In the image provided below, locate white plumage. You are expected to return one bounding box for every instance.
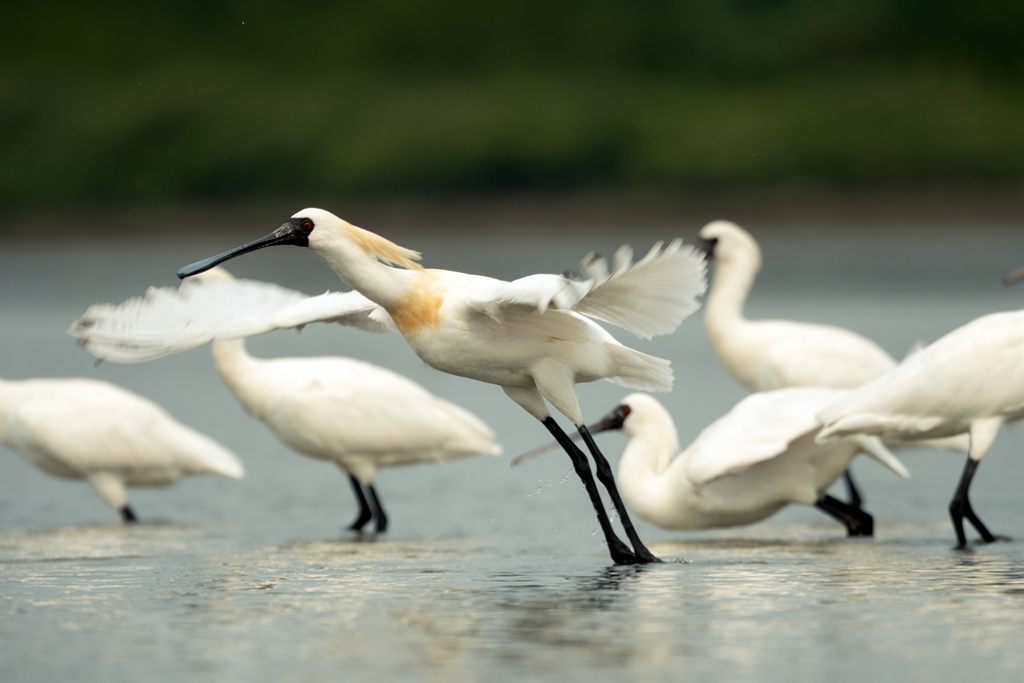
[0,377,243,522]
[516,390,908,535]
[73,268,501,533]
[162,208,707,564]
[699,220,897,392]
[697,220,967,509]
[817,309,1024,548]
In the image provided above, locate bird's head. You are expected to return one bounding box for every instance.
[696,220,762,272]
[177,208,421,279]
[589,393,668,438]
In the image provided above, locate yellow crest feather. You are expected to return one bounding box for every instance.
[345,224,423,270]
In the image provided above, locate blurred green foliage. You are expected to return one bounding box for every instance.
[1,1,1020,206]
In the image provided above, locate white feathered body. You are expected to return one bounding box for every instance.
[700,221,896,392]
[0,377,243,510]
[384,269,670,393]
[210,338,501,484]
[709,318,896,391]
[614,390,908,530]
[817,310,1024,450]
[297,211,706,424]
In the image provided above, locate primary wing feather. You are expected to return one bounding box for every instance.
[466,239,707,339]
[70,278,394,363]
[574,240,707,339]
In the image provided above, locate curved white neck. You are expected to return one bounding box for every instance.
[308,229,410,309]
[616,418,681,526]
[704,256,757,337]
[210,338,264,417]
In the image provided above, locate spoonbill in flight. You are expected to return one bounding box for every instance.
[513,390,909,536]
[696,220,967,509]
[0,376,244,522]
[817,309,1024,548]
[170,208,707,564]
[72,268,502,534]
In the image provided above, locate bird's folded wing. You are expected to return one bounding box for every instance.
[466,239,707,339]
[684,389,837,486]
[471,272,595,320]
[69,278,394,363]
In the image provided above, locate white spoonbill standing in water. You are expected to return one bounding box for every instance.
[695,220,967,511]
[817,309,1024,548]
[543,390,909,535]
[173,208,707,564]
[72,268,502,534]
[697,220,893,511]
[0,377,244,522]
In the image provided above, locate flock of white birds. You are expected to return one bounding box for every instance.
[3,210,1020,564]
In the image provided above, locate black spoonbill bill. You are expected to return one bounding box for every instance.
[515,389,909,536]
[817,310,1024,548]
[72,268,501,534]
[0,377,243,522]
[171,208,707,564]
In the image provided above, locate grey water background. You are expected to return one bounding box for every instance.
[2,222,1024,681]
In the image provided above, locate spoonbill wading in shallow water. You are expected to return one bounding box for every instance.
[696,220,967,508]
[514,390,909,536]
[72,268,502,534]
[172,208,707,564]
[817,310,1024,549]
[0,377,243,522]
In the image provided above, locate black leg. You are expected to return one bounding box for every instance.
[815,494,874,537]
[367,484,388,534]
[577,425,663,564]
[843,469,863,509]
[120,505,137,524]
[948,457,997,549]
[542,417,637,565]
[346,474,373,532]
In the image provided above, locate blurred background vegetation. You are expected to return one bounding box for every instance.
[0,0,1020,223]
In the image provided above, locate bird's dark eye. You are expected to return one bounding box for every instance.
[300,218,314,232]
[619,405,631,418]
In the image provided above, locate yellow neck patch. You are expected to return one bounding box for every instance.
[386,272,445,334]
[344,223,423,270]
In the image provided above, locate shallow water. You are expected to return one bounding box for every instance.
[2,225,1024,681]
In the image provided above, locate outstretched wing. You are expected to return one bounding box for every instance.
[70,276,394,363]
[683,389,831,486]
[686,388,910,485]
[574,240,707,339]
[468,239,707,339]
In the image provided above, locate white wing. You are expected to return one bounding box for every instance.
[8,379,244,479]
[575,240,707,339]
[468,239,707,339]
[474,273,594,317]
[817,310,1024,441]
[683,388,838,486]
[70,277,394,363]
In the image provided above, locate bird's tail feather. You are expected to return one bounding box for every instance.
[850,435,911,479]
[606,345,674,392]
